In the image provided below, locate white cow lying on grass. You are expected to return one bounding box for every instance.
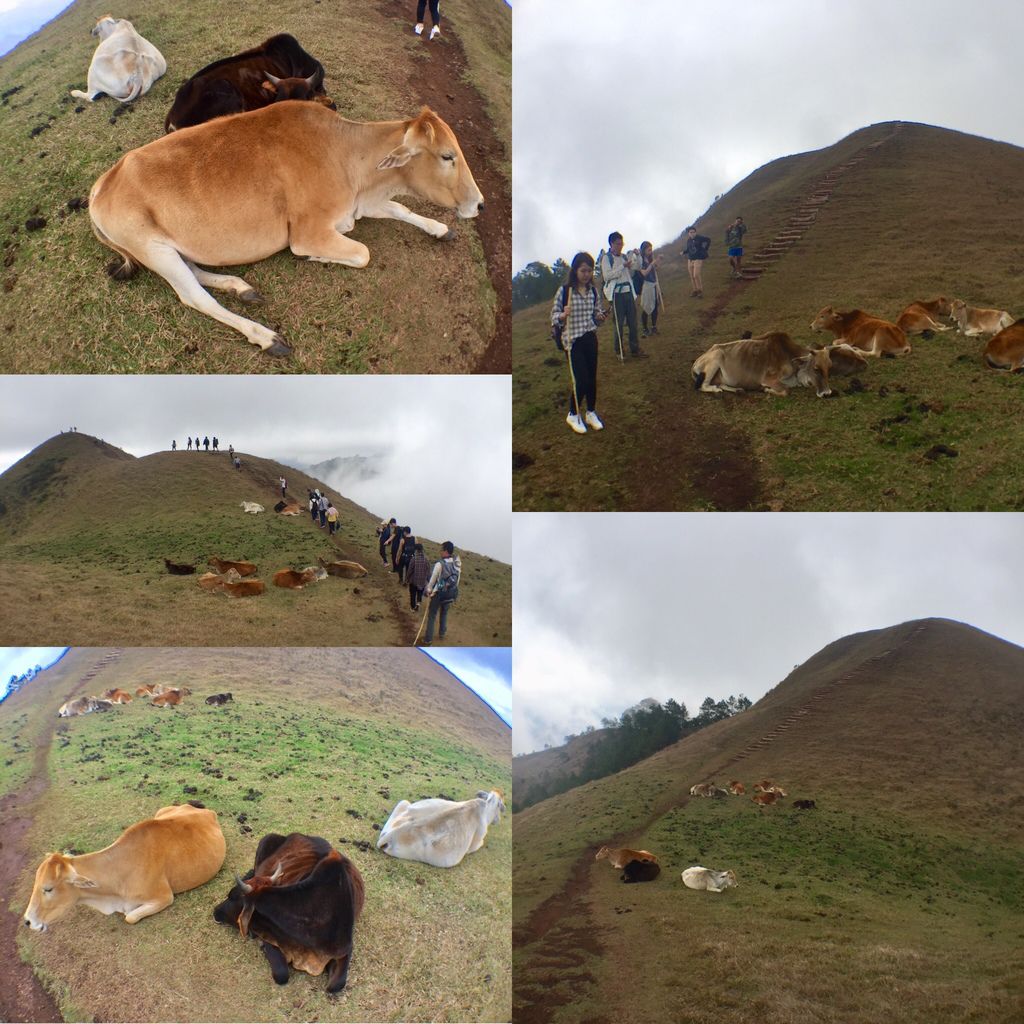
[239,501,264,514]
[71,17,166,104]
[377,790,505,868]
[681,866,738,892]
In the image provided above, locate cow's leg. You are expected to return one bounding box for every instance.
[124,890,173,923]
[289,225,370,268]
[358,199,450,239]
[261,942,290,985]
[185,262,264,304]
[140,242,292,356]
[326,952,352,993]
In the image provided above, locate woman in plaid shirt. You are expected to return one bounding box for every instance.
[551,252,610,434]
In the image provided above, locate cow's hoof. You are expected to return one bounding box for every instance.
[240,289,265,305]
[265,336,292,358]
[440,228,457,242]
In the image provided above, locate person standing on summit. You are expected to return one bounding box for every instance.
[726,216,747,278]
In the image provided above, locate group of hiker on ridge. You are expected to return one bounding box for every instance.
[172,437,241,468]
[552,217,748,435]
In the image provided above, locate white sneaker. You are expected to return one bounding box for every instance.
[414,22,424,34]
[584,410,604,431]
[566,412,587,434]
[429,25,441,39]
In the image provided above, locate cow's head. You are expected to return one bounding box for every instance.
[24,854,97,931]
[810,306,839,333]
[477,789,506,823]
[716,870,739,889]
[932,296,953,317]
[261,73,330,105]
[377,107,484,219]
[951,298,967,317]
[790,349,832,397]
[92,16,127,38]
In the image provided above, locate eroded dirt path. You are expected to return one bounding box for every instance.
[378,0,511,373]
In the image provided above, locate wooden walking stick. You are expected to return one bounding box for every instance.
[413,601,431,646]
[560,286,585,420]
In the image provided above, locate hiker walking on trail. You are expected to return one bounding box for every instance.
[233,455,241,470]
[726,216,747,278]
[186,437,192,450]
[407,543,430,611]
[391,524,407,572]
[318,492,328,528]
[414,0,441,40]
[203,436,210,451]
[552,251,610,435]
[326,501,339,536]
[378,518,396,567]
[396,526,416,583]
[280,476,287,498]
[637,241,661,336]
[421,542,461,646]
[683,226,711,298]
[212,437,218,452]
[309,490,319,524]
[599,232,645,359]
[171,440,176,451]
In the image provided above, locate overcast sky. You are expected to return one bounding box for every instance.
[513,512,1024,754]
[0,376,511,561]
[0,0,69,56]
[0,647,512,726]
[513,0,1024,272]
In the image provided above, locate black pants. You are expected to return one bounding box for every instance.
[613,291,638,354]
[416,0,440,25]
[566,331,598,416]
[409,584,424,609]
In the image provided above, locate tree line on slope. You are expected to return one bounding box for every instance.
[513,695,751,811]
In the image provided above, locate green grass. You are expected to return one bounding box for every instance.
[0,0,508,373]
[8,649,511,1023]
[513,122,1024,510]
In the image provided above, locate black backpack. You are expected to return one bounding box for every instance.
[696,236,711,259]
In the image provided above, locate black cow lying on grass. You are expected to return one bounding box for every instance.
[164,558,196,574]
[621,859,661,883]
[205,692,233,706]
[213,832,365,992]
[792,799,817,810]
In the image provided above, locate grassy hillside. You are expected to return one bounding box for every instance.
[0,433,511,646]
[513,619,1024,1024]
[512,727,610,807]
[513,122,1024,510]
[0,0,510,373]
[3,647,511,1023]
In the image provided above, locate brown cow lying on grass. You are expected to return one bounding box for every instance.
[896,297,954,336]
[273,567,327,589]
[198,572,266,597]
[951,299,1014,337]
[595,847,659,870]
[984,320,1024,371]
[692,332,832,397]
[100,688,133,703]
[208,557,257,577]
[318,558,368,579]
[811,307,911,357]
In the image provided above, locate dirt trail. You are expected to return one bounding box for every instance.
[0,649,123,1023]
[378,0,510,373]
[623,124,907,510]
[514,621,932,1022]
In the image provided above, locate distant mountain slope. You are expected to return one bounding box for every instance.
[513,121,1024,511]
[0,433,511,646]
[1,647,511,1023]
[513,619,1024,1024]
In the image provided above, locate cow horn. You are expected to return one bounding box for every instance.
[305,71,317,89]
[264,72,281,86]
[234,872,253,895]
[269,863,283,883]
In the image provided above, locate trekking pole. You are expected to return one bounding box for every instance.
[612,289,625,362]
[561,287,582,420]
[656,277,667,314]
[413,601,431,646]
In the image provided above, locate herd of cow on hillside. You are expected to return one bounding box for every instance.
[69,16,485,357]
[691,296,1023,398]
[592,779,813,890]
[29,687,506,993]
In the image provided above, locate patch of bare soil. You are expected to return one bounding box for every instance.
[627,277,763,511]
[0,718,67,1022]
[377,0,510,373]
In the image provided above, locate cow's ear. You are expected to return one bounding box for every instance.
[68,869,98,889]
[378,143,415,170]
[261,80,277,96]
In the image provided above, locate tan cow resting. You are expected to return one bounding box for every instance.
[692,332,833,397]
[810,307,911,357]
[88,102,484,357]
[273,567,327,589]
[318,558,368,579]
[984,320,1024,372]
[595,847,659,869]
[951,299,1015,337]
[100,688,133,704]
[896,297,954,335]
[23,804,225,930]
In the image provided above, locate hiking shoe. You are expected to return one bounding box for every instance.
[584,410,604,431]
[430,25,441,39]
[632,349,649,359]
[566,412,587,434]
[414,22,424,34]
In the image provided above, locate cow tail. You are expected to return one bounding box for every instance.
[91,221,139,281]
[122,66,143,103]
[692,370,705,390]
